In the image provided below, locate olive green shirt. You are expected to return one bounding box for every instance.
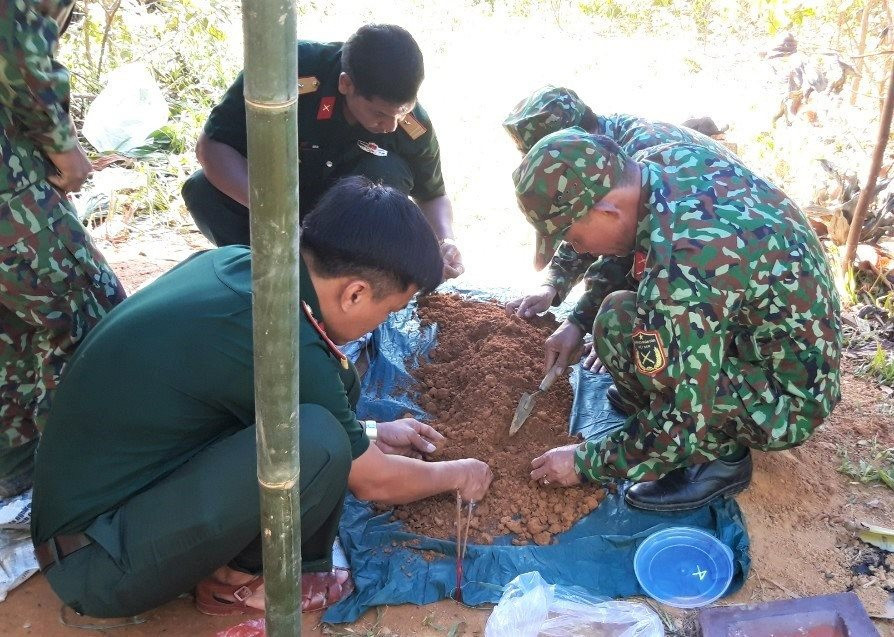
[32,246,367,543]
[203,40,446,212]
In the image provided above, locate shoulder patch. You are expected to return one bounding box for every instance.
[298,76,320,95]
[301,301,349,369]
[399,113,427,140]
[631,329,667,376]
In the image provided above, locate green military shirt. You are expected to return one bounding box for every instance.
[1,0,78,246]
[32,246,368,543]
[574,142,842,480]
[543,115,739,330]
[203,40,446,213]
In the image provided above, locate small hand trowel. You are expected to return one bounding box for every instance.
[509,366,564,436]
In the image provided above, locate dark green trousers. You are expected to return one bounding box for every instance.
[182,152,414,247]
[44,404,350,618]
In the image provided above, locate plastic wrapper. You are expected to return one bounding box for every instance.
[82,63,169,153]
[0,530,38,602]
[0,489,31,530]
[485,572,664,637]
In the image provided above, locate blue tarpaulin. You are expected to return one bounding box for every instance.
[324,288,750,623]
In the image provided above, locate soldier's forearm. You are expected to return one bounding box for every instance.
[417,195,454,241]
[349,445,465,505]
[196,135,250,208]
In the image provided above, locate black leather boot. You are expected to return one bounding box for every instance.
[624,451,752,511]
[606,385,632,415]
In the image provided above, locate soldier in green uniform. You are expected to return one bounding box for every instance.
[514,129,841,511]
[503,86,737,379]
[183,24,464,278]
[0,0,126,498]
[31,177,492,617]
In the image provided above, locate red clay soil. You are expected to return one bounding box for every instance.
[390,294,605,546]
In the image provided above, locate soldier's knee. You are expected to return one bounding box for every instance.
[298,404,352,481]
[594,290,637,339]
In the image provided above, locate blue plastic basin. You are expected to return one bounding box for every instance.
[634,526,735,608]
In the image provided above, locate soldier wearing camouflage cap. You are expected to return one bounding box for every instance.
[504,86,738,383]
[517,129,841,511]
[0,1,126,497]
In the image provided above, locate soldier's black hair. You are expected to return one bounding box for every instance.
[301,177,442,297]
[342,24,424,104]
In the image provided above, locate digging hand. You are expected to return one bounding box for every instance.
[505,285,557,319]
[543,319,585,376]
[581,340,605,373]
[451,458,493,502]
[530,444,584,487]
[440,240,465,279]
[376,418,445,458]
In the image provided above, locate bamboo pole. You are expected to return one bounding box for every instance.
[241,1,301,635]
[842,59,894,275]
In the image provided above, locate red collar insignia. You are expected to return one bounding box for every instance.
[633,251,647,281]
[301,301,349,369]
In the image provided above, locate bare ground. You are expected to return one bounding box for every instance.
[0,227,891,636]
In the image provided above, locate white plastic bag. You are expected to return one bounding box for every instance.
[83,63,169,153]
[485,572,664,637]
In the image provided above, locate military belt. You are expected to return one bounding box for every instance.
[34,533,93,572]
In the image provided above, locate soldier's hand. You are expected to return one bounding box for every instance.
[505,285,556,319]
[376,418,445,458]
[440,239,465,279]
[452,458,493,502]
[544,319,585,376]
[530,444,582,487]
[46,142,92,194]
[581,340,605,373]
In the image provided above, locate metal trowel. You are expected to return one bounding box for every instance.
[509,366,564,436]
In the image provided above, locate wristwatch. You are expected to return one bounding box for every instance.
[364,420,378,441]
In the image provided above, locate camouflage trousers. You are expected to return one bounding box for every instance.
[588,291,814,482]
[1,188,125,460]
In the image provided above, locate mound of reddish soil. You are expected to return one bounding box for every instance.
[391,294,605,546]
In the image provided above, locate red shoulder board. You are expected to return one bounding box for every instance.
[301,301,349,369]
[632,251,647,281]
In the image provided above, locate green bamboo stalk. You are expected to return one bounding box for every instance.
[241,1,301,634]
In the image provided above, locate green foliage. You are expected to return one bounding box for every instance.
[842,264,859,306]
[59,0,241,217]
[578,0,628,20]
[863,344,894,385]
[838,439,894,490]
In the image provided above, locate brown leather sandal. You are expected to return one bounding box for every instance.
[195,569,354,615]
[195,575,265,616]
[301,568,354,613]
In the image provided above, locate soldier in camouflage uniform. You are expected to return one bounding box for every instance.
[516,129,841,510]
[0,0,126,497]
[504,86,737,379]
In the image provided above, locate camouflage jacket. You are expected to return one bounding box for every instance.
[544,114,738,330]
[1,0,77,238]
[575,143,842,480]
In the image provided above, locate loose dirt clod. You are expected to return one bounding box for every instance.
[391,295,605,545]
